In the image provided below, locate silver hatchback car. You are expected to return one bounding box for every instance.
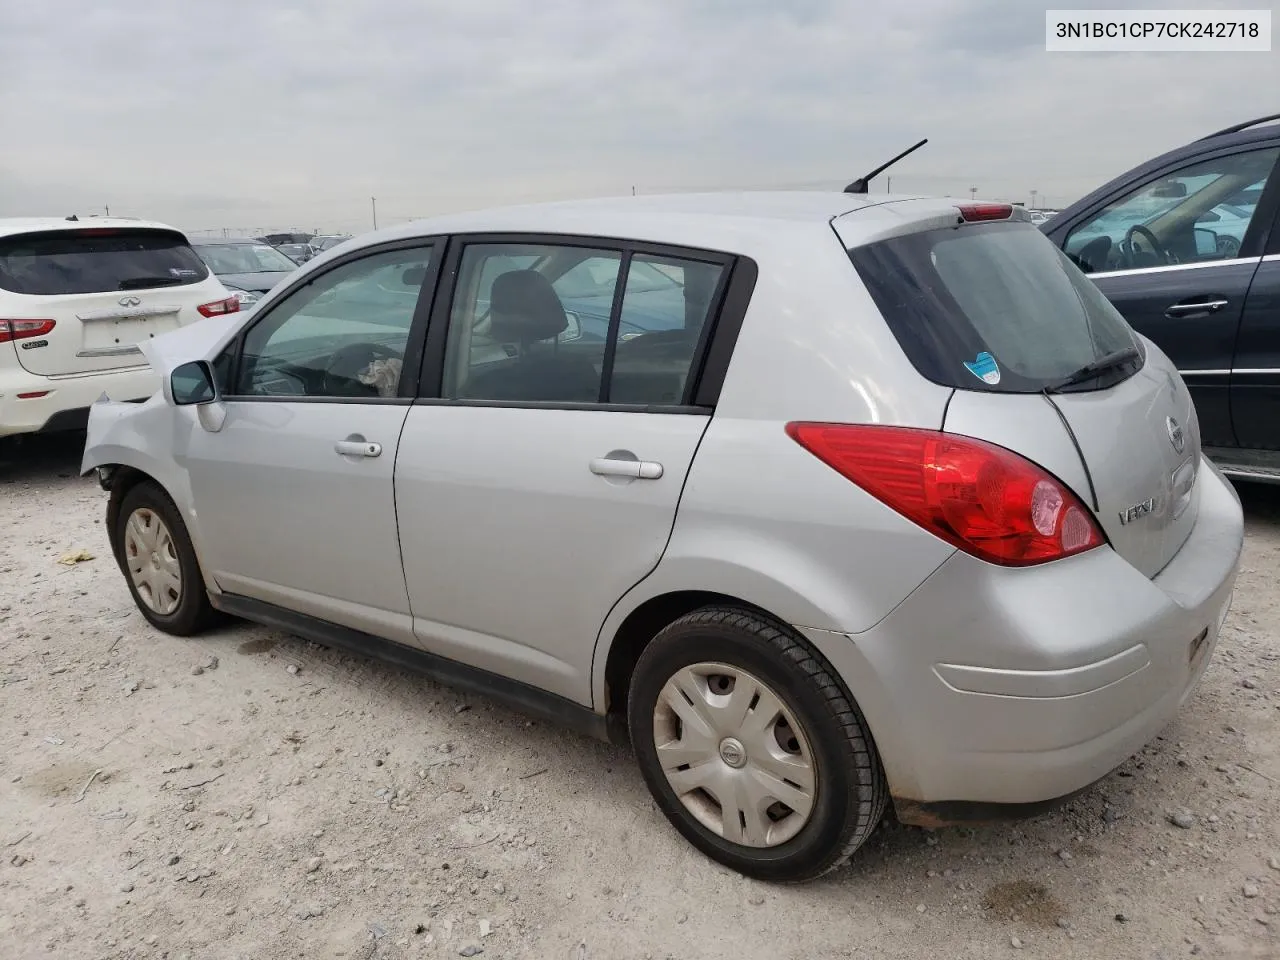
[82,192,1244,881]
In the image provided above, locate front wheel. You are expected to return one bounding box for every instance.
[112,482,217,636]
[627,606,887,882]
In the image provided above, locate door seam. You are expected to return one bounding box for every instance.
[586,413,715,711]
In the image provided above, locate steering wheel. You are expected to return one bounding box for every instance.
[322,342,402,397]
[1121,224,1171,268]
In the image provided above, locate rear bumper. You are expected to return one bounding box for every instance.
[801,458,1243,819]
[0,364,159,438]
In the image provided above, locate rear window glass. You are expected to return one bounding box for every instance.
[0,228,210,296]
[849,221,1139,393]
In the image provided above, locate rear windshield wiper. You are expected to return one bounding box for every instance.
[1044,345,1141,393]
[118,276,185,290]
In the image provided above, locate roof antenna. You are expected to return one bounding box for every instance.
[66,214,79,221]
[844,138,928,194]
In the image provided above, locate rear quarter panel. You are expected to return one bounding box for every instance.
[591,224,957,704]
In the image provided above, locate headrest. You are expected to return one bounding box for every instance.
[489,269,567,342]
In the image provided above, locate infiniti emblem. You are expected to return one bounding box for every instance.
[118,296,142,307]
[1166,416,1185,454]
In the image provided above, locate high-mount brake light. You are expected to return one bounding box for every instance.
[785,422,1106,566]
[956,202,1014,223]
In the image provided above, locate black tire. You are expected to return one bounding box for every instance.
[112,481,217,636]
[627,605,887,882]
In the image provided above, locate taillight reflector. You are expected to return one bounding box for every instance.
[786,422,1105,566]
[17,391,50,399]
[956,202,1014,222]
[0,319,56,343]
[197,296,241,318]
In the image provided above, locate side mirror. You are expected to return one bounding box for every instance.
[401,266,427,286]
[171,360,218,406]
[559,310,583,343]
[1193,227,1220,258]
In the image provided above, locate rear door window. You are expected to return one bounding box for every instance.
[850,221,1138,393]
[0,228,210,295]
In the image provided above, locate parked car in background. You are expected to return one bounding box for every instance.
[1043,113,1280,481]
[256,232,313,247]
[82,191,1242,881]
[276,242,314,264]
[0,218,237,439]
[191,238,302,308]
[309,234,353,256]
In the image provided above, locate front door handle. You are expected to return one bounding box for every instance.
[1165,297,1229,318]
[335,438,382,458]
[589,457,663,480]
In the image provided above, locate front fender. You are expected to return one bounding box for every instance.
[81,393,221,596]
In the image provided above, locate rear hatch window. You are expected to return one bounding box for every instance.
[0,228,209,296]
[849,221,1140,393]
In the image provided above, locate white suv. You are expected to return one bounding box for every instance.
[0,218,239,439]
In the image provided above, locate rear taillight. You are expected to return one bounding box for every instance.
[197,296,241,318]
[956,202,1014,222]
[786,423,1105,566]
[0,319,56,343]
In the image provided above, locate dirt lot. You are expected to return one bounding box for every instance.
[1,434,1278,960]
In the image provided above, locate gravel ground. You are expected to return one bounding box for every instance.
[1,432,1278,960]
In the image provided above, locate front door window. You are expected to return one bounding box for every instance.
[1064,148,1279,273]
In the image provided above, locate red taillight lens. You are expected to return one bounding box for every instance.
[196,296,241,318]
[786,422,1105,566]
[0,319,56,343]
[956,202,1014,222]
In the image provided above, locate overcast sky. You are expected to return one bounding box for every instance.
[1,0,1275,235]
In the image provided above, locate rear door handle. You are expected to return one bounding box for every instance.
[589,457,664,480]
[1165,298,1229,318]
[335,439,382,458]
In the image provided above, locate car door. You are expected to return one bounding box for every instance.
[394,236,737,704]
[1230,186,1280,451]
[182,241,441,643]
[1054,145,1280,449]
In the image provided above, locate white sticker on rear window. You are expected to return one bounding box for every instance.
[964,351,1001,385]
[169,267,199,277]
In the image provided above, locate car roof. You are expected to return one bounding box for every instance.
[191,237,274,246]
[349,191,968,255]
[0,217,185,240]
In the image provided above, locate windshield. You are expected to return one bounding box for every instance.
[850,221,1138,393]
[0,228,209,295]
[194,242,298,275]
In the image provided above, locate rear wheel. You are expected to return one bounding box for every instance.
[627,606,887,882]
[113,482,217,636]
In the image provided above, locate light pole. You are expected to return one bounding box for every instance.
[969,186,978,201]
[371,197,378,230]
[1030,189,1038,209]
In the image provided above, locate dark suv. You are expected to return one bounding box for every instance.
[1043,113,1280,482]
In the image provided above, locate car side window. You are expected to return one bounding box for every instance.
[443,243,621,404]
[234,246,433,399]
[1063,147,1280,274]
[608,255,726,404]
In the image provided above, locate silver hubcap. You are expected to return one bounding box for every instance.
[652,662,816,848]
[124,508,182,616]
